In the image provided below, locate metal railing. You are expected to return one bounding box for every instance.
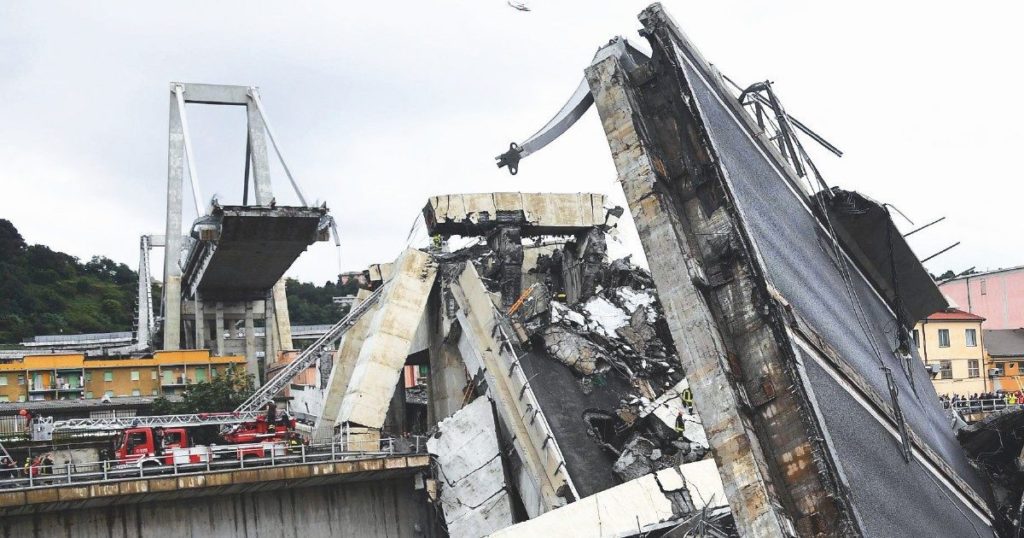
[942,398,1024,413]
[0,435,428,492]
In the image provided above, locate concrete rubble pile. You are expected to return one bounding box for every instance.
[423,197,729,535]
[957,408,1024,535]
[289,5,1002,536]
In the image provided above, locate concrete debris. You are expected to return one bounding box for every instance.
[958,407,1024,535]
[613,434,657,482]
[435,203,711,509]
[426,397,514,537]
[490,459,730,538]
[540,325,609,376]
[423,192,611,237]
[582,296,628,338]
[405,384,428,406]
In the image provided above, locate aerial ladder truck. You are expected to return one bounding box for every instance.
[22,287,384,469]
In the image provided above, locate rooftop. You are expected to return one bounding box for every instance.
[939,265,1024,284]
[925,308,986,322]
[984,329,1024,358]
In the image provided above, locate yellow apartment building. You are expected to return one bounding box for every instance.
[914,308,988,396]
[0,350,246,403]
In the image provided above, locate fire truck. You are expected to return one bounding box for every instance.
[112,413,299,467]
[20,287,382,471]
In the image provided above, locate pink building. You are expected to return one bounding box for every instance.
[939,265,1024,330]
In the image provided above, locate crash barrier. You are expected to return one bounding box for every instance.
[0,435,427,491]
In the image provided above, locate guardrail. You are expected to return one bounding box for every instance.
[942,398,1024,413]
[0,435,428,491]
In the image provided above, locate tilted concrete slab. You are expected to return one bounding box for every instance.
[449,263,574,517]
[181,205,327,301]
[339,248,437,428]
[424,192,610,237]
[426,397,514,537]
[491,459,727,538]
[583,4,994,536]
[313,288,380,440]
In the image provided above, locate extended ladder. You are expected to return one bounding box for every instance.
[233,286,384,415]
[30,412,263,441]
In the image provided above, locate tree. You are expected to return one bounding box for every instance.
[0,219,26,259]
[0,220,140,343]
[150,367,255,415]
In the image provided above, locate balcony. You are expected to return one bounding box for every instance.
[28,384,84,394]
[161,376,191,387]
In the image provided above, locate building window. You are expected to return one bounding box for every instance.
[940,360,953,380]
[211,367,218,378]
[85,372,92,383]
[912,329,920,348]
[965,329,977,347]
[104,390,114,398]
[104,371,113,382]
[0,396,8,403]
[151,370,158,380]
[131,389,141,396]
[981,280,987,295]
[938,329,950,348]
[18,395,26,402]
[195,367,207,382]
[130,370,140,381]
[86,392,94,399]
[17,374,24,385]
[0,375,7,386]
[968,360,980,378]
[152,389,159,396]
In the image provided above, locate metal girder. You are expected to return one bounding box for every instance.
[495,38,645,175]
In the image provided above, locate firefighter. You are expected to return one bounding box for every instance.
[0,457,15,480]
[265,401,277,424]
[288,433,302,454]
[674,410,686,434]
[154,428,165,456]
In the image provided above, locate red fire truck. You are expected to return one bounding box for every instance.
[112,414,299,467]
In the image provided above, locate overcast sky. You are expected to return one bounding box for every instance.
[2,1,1022,285]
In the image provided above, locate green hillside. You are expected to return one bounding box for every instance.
[0,219,360,344]
[0,219,138,344]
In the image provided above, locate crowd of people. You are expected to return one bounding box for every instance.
[939,391,1024,411]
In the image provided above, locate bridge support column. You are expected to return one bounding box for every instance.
[245,302,257,380]
[215,302,225,357]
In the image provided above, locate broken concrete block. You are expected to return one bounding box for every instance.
[539,325,610,376]
[424,192,612,237]
[613,434,657,482]
[490,460,728,537]
[427,397,514,538]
